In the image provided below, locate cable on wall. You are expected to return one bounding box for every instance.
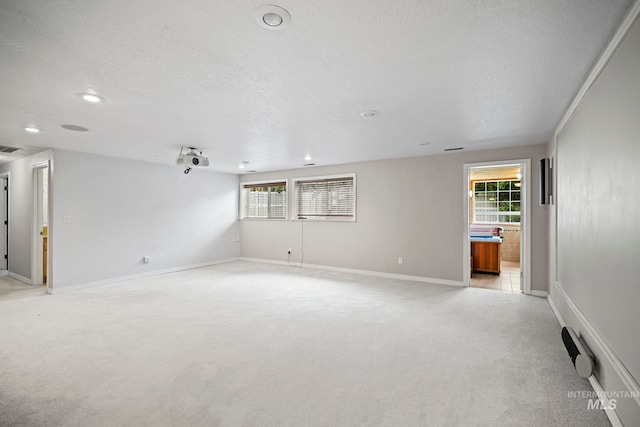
[299,216,306,267]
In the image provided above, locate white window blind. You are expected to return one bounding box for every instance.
[241,181,287,219]
[295,175,355,220]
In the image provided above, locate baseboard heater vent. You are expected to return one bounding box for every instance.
[562,327,594,378]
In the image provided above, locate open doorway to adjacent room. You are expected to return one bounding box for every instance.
[463,160,531,294]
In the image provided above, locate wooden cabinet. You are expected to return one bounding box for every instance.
[471,240,501,274]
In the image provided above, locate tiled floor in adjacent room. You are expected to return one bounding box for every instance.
[471,260,521,293]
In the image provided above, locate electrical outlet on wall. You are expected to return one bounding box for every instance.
[398,257,403,265]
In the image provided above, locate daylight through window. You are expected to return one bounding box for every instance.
[473,180,520,223]
[240,181,287,219]
[295,175,355,220]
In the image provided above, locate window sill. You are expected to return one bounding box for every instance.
[240,217,288,221]
[293,218,356,223]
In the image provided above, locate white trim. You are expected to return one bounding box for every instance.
[239,178,289,220]
[523,160,532,294]
[239,257,465,287]
[589,375,624,427]
[47,152,54,292]
[546,292,565,326]
[31,163,49,287]
[0,171,8,272]
[9,271,32,285]
[530,290,547,298]
[292,173,357,222]
[555,2,640,137]
[549,9,640,424]
[547,291,623,427]
[548,281,640,408]
[48,258,239,294]
[462,159,531,295]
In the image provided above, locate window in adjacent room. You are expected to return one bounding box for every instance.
[294,174,356,221]
[473,180,520,223]
[240,180,287,219]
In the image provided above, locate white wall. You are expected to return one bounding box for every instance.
[51,150,240,289]
[549,11,640,426]
[240,144,548,291]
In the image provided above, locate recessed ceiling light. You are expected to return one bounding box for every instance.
[304,154,312,161]
[78,92,105,103]
[360,110,379,118]
[255,5,291,30]
[60,124,89,132]
[239,164,246,169]
[263,13,283,26]
[24,126,40,133]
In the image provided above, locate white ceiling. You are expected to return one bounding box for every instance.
[0,0,633,173]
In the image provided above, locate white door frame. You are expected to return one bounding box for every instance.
[31,162,49,288]
[0,172,9,275]
[462,159,532,295]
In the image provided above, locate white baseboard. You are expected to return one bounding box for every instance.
[588,372,623,427]
[49,258,239,294]
[530,290,548,297]
[546,291,565,326]
[9,271,32,285]
[238,257,465,287]
[548,281,640,425]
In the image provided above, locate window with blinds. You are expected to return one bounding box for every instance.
[294,174,356,220]
[240,180,287,219]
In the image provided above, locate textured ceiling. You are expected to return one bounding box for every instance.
[0,0,634,173]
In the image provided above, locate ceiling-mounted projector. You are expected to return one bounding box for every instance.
[176,147,209,168]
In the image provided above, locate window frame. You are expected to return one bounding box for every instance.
[472,179,521,225]
[239,179,289,220]
[292,173,357,222]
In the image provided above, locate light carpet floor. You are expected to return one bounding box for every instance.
[0,262,609,426]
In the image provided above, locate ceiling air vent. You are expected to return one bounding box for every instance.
[0,145,22,153]
[444,147,464,152]
[303,163,316,167]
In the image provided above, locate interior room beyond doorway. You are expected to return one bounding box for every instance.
[469,165,522,294]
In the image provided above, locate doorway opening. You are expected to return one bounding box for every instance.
[463,160,531,294]
[32,165,48,287]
